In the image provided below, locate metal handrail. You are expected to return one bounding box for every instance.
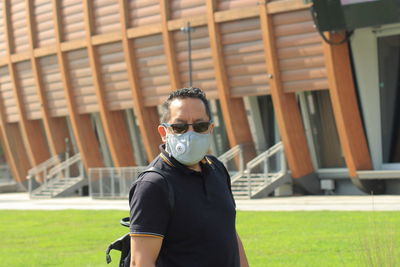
[47,153,81,177]
[245,142,286,197]
[245,142,283,170]
[27,154,60,177]
[217,144,244,176]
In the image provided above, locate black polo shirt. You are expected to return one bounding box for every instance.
[129,145,239,267]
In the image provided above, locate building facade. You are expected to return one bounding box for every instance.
[0,0,398,195]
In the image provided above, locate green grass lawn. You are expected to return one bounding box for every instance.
[0,210,399,266]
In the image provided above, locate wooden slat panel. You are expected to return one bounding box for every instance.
[218,0,258,11]
[273,8,310,25]
[173,26,217,95]
[14,61,42,120]
[272,10,327,92]
[221,18,269,97]
[171,0,206,19]
[60,0,85,41]
[231,85,271,98]
[129,0,161,27]
[65,49,98,114]
[283,79,329,92]
[97,42,133,111]
[281,67,327,82]
[34,0,56,47]
[0,2,7,58]
[133,35,170,106]
[275,20,315,37]
[92,0,121,35]
[10,0,29,53]
[39,55,68,117]
[0,67,19,123]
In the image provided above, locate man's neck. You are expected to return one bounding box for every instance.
[187,163,201,172]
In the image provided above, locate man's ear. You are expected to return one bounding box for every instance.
[209,123,215,134]
[158,125,167,143]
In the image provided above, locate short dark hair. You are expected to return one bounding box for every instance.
[161,87,212,123]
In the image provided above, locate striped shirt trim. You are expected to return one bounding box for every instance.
[129,232,164,238]
[204,156,213,165]
[160,153,175,167]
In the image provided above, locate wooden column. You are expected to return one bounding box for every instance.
[4,1,50,167]
[118,0,161,161]
[160,0,181,90]
[206,0,255,159]
[82,0,135,167]
[322,33,375,190]
[51,0,103,170]
[26,0,69,156]
[0,107,31,184]
[259,4,315,180]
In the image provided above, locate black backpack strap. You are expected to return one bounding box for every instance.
[206,156,235,206]
[106,233,130,264]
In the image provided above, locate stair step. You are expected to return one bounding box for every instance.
[234,197,250,200]
[30,177,87,198]
[232,181,265,185]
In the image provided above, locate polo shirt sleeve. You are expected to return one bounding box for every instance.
[129,173,171,238]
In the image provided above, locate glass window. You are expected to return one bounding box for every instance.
[378,34,400,163]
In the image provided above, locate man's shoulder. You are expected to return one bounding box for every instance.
[206,155,226,170]
[138,164,168,185]
[129,162,169,201]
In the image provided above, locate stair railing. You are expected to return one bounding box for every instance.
[47,153,83,179]
[28,153,83,197]
[27,154,61,195]
[244,142,286,197]
[217,144,244,182]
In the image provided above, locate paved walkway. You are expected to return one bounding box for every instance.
[1,193,400,211]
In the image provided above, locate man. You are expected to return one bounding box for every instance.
[129,87,249,267]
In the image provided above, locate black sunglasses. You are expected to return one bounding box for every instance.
[162,121,212,134]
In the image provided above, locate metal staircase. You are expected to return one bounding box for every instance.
[218,142,289,199]
[27,153,85,198]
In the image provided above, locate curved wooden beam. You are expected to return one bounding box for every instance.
[160,0,181,90]
[322,32,376,192]
[51,0,103,170]
[26,0,69,156]
[4,0,50,168]
[82,0,135,167]
[0,79,30,184]
[118,0,161,161]
[258,4,315,182]
[206,0,255,159]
